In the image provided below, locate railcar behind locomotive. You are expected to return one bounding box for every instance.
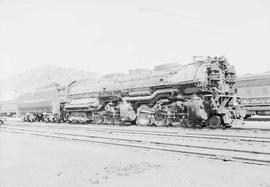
[235,72,270,117]
[64,56,246,128]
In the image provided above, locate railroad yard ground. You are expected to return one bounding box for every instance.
[1,121,270,187]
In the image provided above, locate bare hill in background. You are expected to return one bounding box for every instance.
[0,65,100,97]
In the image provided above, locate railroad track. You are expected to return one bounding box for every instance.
[3,123,270,144]
[1,126,270,166]
[6,121,270,136]
[7,121,270,133]
[245,117,270,122]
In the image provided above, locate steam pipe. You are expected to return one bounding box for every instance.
[123,88,178,102]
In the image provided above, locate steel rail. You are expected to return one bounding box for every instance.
[1,127,270,166]
[7,121,270,132]
[3,124,270,144]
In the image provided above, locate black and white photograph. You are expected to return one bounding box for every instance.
[0,0,270,186]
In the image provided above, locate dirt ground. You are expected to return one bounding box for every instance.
[0,131,270,187]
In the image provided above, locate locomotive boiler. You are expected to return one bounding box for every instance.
[65,56,246,128]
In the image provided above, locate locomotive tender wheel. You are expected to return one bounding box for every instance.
[154,114,168,127]
[209,115,221,129]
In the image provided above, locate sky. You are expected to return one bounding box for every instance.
[0,0,270,79]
